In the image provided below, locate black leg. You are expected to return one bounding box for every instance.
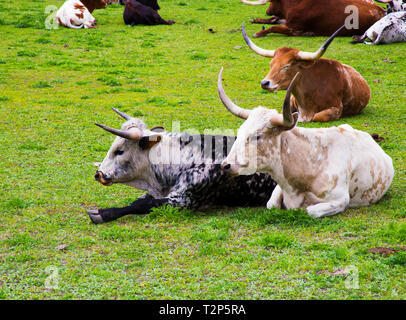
[87,195,169,224]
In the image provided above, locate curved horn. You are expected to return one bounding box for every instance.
[95,123,143,140]
[112,107,132,121]
[282,73,300,127]
[296,25,345,61]
[240,0,270,5]
[217,67,251,120]
[242,23,275,58]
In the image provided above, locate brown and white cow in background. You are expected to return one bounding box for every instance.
[217,68,394,218]
[242,24,371,122]
[56,0,108,29]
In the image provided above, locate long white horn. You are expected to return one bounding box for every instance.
[95,123,143,141]
[217,67,251,120]
[242,23,275,58]
[296,25,345,61]
[240,0,270,5]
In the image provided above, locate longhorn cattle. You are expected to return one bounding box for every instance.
[87,108,276,224]
[123,0,174,26]
[56,0,103,29]
[376,0,406,13]
[352,11,406,44]
[242,24,371,122]
[240,0,385,37]
[218,68,394,218]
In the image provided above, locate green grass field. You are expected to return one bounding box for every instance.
[0,0,405,299]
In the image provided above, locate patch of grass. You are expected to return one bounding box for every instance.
[259,232,296,249]
[384,252,406,267]
[31,81,52,88]
[97,76,121,87]
[378,222,406,243]
[17,50,37,57]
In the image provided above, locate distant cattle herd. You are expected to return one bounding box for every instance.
[50,0,405,222]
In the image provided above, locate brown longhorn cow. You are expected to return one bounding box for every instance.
[242,24,371,122]
[240,0,385,37]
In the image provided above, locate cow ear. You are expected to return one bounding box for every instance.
[139,134,162,150]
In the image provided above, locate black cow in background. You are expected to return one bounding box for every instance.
[123,0,175,26]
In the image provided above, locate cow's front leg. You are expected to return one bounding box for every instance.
[306,197,349,218]
[266,185,283,209]
[87,194,168,224]
[250,16,282,24]
[253,25,294,38]
[312,106,343,122]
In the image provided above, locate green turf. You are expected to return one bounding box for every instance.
[0,0,405,299]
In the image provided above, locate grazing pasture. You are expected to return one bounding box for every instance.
[0,0,405,299]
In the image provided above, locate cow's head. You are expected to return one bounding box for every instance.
[242,24,344,92]
[94,108,163,186]
[218,67,300,175]
[240,0,283,17]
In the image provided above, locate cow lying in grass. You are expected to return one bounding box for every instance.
[56,0,108,29]
[218,68,394,218]
[87,108,276,224]
[242,24,371,122]
[239,0,385,37]
[123,0,175,26]
[352,11,406,44]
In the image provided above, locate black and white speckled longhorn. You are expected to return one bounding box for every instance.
[87,108,276,224]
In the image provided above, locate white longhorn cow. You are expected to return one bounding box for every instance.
[218,68,394,218]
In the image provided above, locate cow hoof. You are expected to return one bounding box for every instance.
[86,210,104,224]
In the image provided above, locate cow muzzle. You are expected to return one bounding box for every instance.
[94,170,113,186]
[261,79,278,92]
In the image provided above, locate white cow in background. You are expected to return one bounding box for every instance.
[56,0,97,29]
[352,11,406,44]
[217,68,394,218]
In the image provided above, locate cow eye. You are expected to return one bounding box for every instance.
[250,135,261,143]
[281,65,289,71]
[114,150,124,156]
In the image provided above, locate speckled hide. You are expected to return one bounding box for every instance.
[361,11,406,44]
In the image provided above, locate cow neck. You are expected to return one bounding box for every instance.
[123,164,165,198]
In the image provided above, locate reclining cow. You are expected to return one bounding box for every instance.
[123,0,174,26]
[352,10,406,44]
[240,0,385,37]
[218,68,394,218]
[87,108,276,223]
[241,24,371,122]
[56,0,108,29]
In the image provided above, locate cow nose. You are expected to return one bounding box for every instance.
[261,80,270,89]
[94,171,101,181]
